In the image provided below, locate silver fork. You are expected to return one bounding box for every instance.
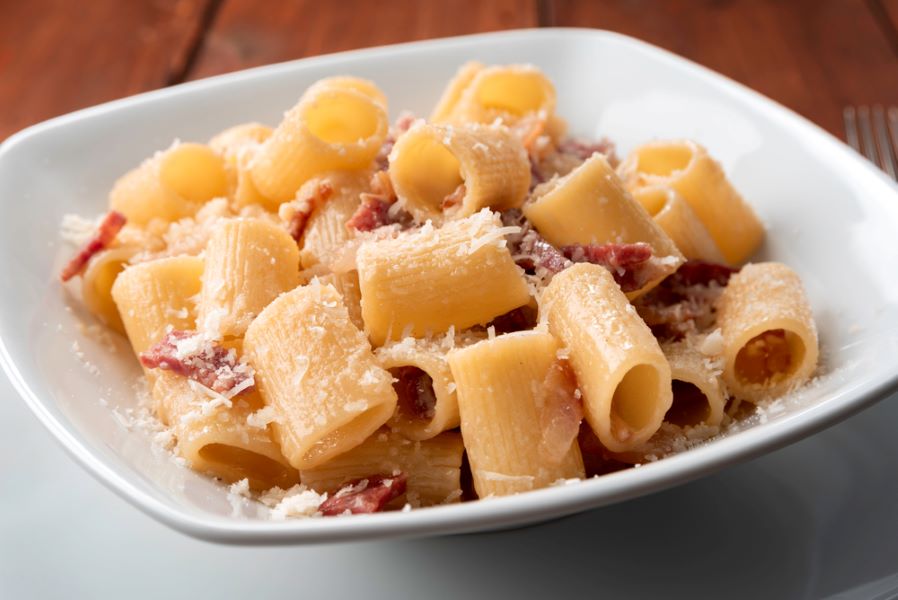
[843,105,898,181]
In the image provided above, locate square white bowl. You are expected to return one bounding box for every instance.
[2,28,898,545]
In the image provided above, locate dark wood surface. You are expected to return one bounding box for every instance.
[3,0,898,140]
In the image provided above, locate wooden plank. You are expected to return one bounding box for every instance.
[548,0,898,135]
[0,0,215,140]
[875,0,898,54]
[188,0,538,80]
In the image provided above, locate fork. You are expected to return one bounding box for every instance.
[843,106,898,181]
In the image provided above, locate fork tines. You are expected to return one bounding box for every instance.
[844,105,898,180]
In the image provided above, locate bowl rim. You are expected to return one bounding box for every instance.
[2,27,898,545]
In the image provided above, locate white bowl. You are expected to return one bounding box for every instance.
[2,28,897,545]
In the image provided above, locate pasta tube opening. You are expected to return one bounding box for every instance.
[390,366,438,422]
[390,136,463,216]
[611,364,662,436]
[197,443,298,491]
[474,70,554,116]
[305,92,383,144]
[734,329,806,386]
[81,247,136,334]
[632,143,693,177]
[665,381,712,427]
[158,143,228,203]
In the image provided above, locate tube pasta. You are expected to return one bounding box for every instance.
[389,122,530,223]
[448,331,584,497]
[152,373,298,491]
[305,75,388,109]
[300,429,464,507]
[357,209,531,345]
[376,338,462,440]
[298,171,369,269]
[430,61,484,122]
[524,154,684,296]
[630,186,726,263]
[243,282,397,470]
[197,218,300,338]
[110,143,227,226]
[717,262,818,402]
[315,271,365,332]
[618,140,764,264]
[250,86,388,203]
[111,255,204,357]
[660,339,726,427]
[448,64,556,125]
[541,263,673,452]
[80,246,140,334]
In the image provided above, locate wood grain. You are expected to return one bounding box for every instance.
[0,0,214,140]
[876,0,898,52]
[188,0,537,80]
[547,0,898,135]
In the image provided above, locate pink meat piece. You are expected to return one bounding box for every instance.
[562,242,653,292]
[318,474,408,516]
[59,210,126,282]
[139,330,254,396]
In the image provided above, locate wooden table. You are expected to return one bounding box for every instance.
[3,0,898,141]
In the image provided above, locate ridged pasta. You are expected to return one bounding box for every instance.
[197,218,299,338]
[524,154,684,297]
[447,64,556,125]
[110,143,228,226]
[630,186,726,263]
[300,429,464,507]
[389,122,530,222]
[357,209,531,345]
[152,372,298,491]
[376,338,461,440]
[111,255,204,357]
[243,282,397,470]
[660,339,726,427]
[448,331,585,497]
[298,171,369,269]
[250,86,388,203]
[315,271,365,332]
[618,140,764,265]
[717,262,818,402]
[304,76,388,109]
[80,246,139,334]
[430,61,485,123]
[541,263,673,452]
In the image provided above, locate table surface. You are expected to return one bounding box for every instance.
[3,1,898,598]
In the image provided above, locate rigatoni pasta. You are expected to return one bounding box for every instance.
[389,122,530,222]
[448,331,584,497]
[356,209,531,345]
[541,263,673,452]
[717,262,819,402]
[243,282,397,470]
[618,140,764,265]
[59,63,821,520]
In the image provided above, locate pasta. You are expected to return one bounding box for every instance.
[250,84,388,203]
[197,218,299,338]
[717,263,819,403]
[524,154,684,297]
[59,63,821,520]
[243,282,397,470]
[448,331,584,497]
[110,143,228,226]
[389,121,530,222]
[356,209,531,345]
[300,429,464,507]
[541,263,673,452]
[629,186,726,263]
[618,140,764,265]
